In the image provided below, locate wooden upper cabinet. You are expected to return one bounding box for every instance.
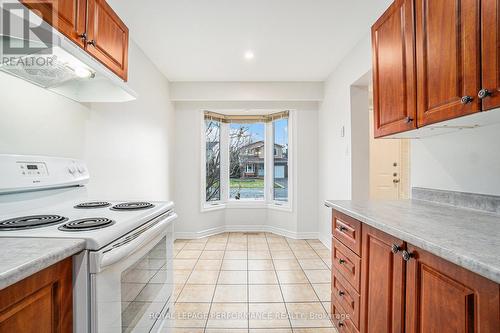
[360,224,405,333]
[86,0,129,81]
[405,245,500,333]
[20,0,87,47]
[415,0,481,126]
[481,0,500,110]
[371,0,417,138]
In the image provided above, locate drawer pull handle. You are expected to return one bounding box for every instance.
[338,259,346,265]
[338,290,345,297]
[337,226,348,232]
[402,250,414,261]
[338,322,344,327]
[391,244,401,254]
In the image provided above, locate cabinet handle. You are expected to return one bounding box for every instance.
[87,40,96,47]
[338,259,346,265]
[78,33,87,41]
[391,244,401,254]
[337,226,348,232]
[405,116,413,123]
[402,250,414,261]
[338,290,345,297]
[460,96,473,104]
[338,322,344,327]
[478,89,492,99]
[393,179,400,184]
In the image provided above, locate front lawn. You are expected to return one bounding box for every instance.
[230,178,285,189]
[230,178,264,188]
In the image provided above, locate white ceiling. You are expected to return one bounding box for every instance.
[108,0,392,82]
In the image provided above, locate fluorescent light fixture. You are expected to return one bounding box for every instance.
[73,66,94,79]
[244,50,255,60]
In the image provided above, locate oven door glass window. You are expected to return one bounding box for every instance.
[120,236,170,332]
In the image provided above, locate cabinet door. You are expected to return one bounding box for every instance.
[360,224,405,333]
[86,0,129,81]
[405,245,500,333]
[20,0,87,47]
[0,258,73,332]
[415,0,481,126]
[371,0,417,137]
[481,0,500,110]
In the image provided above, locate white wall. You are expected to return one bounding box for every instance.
[411,123,500,196]
[317,34,374,248]
[84,42,175,201]
[0,41,175,201]
[0,70,89,158]
[174,99,318,239]
[171,82,324,102]
[350,85,370,201]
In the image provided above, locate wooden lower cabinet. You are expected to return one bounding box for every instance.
[360,224,405,333]
[405,245,500,333]
[331,209,500,333]
[0,258,73,333]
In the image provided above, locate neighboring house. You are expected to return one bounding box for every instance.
[238,141,288,178]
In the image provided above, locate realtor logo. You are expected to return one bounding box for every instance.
[1,2,52,55]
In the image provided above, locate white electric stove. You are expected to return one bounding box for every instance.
[0,154,176,333]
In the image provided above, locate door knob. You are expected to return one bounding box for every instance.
[461,96,473,104]
[478,89,492,99]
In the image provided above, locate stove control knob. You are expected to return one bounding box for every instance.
[77,165,86,174]
[68,166,76,175]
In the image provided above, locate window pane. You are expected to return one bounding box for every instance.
[273,118,288,202]
[229,123,265,200]
[205,120,221,202]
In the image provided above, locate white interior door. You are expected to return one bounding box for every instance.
[369,108,410,200]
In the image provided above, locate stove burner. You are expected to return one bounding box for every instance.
[58,218,115,231]
[0,215,68,231]
[74,202,111,209]
[111,202,155,211]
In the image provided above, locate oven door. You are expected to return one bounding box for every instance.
[89,211,176,333]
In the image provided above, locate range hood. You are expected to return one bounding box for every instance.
[0,0,137,102]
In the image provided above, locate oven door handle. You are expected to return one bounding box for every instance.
[98,212,177,270]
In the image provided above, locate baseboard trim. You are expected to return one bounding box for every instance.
[175,225,319,240]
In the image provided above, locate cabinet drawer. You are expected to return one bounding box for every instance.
[333,210,362,256]
[332,297,360,333]
[332,271,360,329]
[332,238,361,292]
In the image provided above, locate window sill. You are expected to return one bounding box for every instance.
[201,201,292,212]
[267,203,292,212]
[201,202,226,212]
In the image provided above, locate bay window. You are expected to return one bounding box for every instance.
[202,111,291,209]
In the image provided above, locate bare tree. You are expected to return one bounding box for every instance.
[205,122,253,201]
[229,125,251,178]
[205,121,221,201]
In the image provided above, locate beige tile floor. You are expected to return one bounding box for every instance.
[167,232,337,333]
